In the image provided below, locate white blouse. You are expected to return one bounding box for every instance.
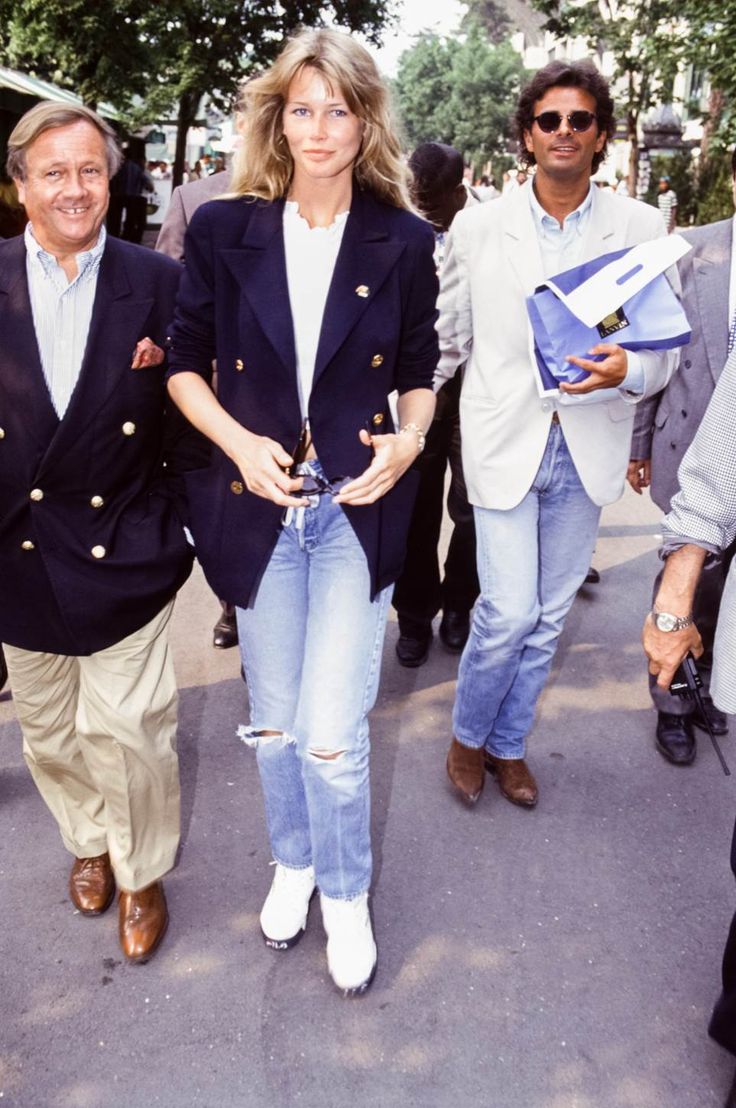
[283,200,349,417]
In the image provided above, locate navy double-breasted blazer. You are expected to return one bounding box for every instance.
[168,186,439,607]
[0,235,207,655]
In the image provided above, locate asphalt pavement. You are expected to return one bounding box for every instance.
[1,486,735,1108]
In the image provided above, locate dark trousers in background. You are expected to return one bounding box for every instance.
[709,814,736,1056]
[107,195,148,245]
[392,374,479,636]
[649,540,736,714]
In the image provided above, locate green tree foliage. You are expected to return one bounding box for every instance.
[0,0,394,186]
[460,0,512,43]
[693,151,734,225]
[394,26,524,171]
[0,0,154,110]
[530,1,687,194]
[680,2,736,128]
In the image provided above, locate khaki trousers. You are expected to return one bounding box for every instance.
[4,601,180,891]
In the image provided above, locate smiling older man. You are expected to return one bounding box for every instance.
[0,102,204,962]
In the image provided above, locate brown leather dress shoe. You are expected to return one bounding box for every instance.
[484,754,538,808]
[118,882,169,963]
[69,853,115,915]
[447,737,485,804]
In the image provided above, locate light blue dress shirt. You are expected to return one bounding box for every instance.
[528,182,644,395]
[24,222,106,418]
[529,178,595,279]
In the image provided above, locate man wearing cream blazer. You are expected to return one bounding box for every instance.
[438,60,679,810]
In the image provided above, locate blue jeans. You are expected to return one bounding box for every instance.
[236,465,392,900]
[454,422,601,758]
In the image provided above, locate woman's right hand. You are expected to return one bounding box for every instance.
[166,372,308,507]
[231,428,309,508]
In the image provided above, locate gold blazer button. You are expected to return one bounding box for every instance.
[90,495,105,509]
[230,480,244,495]
[370,354,384,368]
[372,412,384,426]
[91,545,106,559]
[355,285,370,298]
[21,539,35,551]
[122,422,136,436]
[235,359,244,371]
[29,488,44,502]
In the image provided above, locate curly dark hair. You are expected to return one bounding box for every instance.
[408,142,463,208]
[514,60,615,175]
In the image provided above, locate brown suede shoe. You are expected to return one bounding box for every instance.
[118,882,169,963]
[484,754,538,808]
[69,853,115,915]
[447,737,485,804]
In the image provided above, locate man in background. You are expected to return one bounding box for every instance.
[107,147,154,244]
[155,163,231,264]
[155,163,237,649]
[629,148,736,764]
[393,142,479,667]
[657,176,678,233]
[641,348,736,1083]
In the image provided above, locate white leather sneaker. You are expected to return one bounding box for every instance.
[320,891,377,996]
[260,863,315,950]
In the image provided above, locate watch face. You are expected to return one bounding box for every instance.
[655,612,677,632]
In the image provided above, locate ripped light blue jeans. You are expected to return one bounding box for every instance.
[237,463,392,900]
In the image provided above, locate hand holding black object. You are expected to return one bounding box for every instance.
[670,655,730,776]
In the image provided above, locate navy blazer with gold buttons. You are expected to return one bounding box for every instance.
[168,186,439,607]
[0,235,206,655]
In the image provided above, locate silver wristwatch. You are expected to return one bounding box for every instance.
[652,608,694,632]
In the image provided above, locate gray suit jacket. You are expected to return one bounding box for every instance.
[155,170,232,262]
[631,218,732,511]
[663,349,736,712]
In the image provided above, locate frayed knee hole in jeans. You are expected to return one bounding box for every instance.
[237,726,296,749]
[307,748,347,762]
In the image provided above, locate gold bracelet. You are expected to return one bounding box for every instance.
[399,422,426,453]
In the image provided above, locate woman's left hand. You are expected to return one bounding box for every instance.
[333,429,420,506]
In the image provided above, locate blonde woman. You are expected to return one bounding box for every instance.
[167,28,438,996]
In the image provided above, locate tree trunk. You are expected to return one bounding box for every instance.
[700,86,725,164]
[627,109,638,197]
[172,91,201,190]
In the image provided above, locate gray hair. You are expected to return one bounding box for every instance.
[7,101,123,181]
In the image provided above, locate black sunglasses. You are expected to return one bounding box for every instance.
[287,421,349,496]
[533,110,597,134]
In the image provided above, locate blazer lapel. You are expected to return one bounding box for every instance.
[313,188,405,383]
[502,185,545,294]
[692,222,731,384]
[579,185,619,260]
[0,238,60,449]
[40,239,155,466]
[220,198,297,378]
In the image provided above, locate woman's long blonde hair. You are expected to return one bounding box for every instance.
[229,28,412,210]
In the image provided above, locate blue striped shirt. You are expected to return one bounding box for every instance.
[24,222,106,418]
